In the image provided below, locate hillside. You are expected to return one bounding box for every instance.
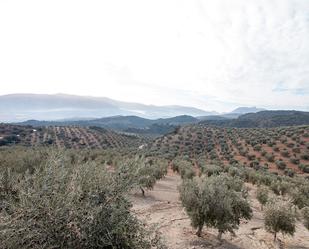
[0,124,145,149]
[16,111,309,136]
[150,124,309,174]
[201,110,309,128]
[0,93,215,122]
[17,115,199,135]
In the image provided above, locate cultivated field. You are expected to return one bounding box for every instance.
[1,124,309,248]
[151,125,309,175]
[0,124,145,149]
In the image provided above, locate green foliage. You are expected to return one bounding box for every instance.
[289,157,300,165]
[270,180,290,196]
[172,159,195,179]
[275,160,287,170]
[299,164,309,173]
[302,207,309,230]
[264,199,297,241]
[117,157,168,196]
[179,174,252,238]
[246,153,256,161]
[253,145,261,151]
[0,146,49,173]
[284,168,295,177]
[265,153,275,162]
[200,164,223,177]
[256,186,269,208]
[0,149,165,249]
[300,152,309,160]
[289,181,309,209]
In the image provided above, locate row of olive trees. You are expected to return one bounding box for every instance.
[178,158,309,242]
[229,163,309,238]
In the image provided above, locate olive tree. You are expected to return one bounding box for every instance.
[117,157,168,196]
[172,158,195,179]
[256,186,269,210]
[302,207,309,230]
[0,151,165,249]
[179,174,252,239]
[264,199,297,241]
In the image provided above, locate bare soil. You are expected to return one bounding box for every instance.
[131,170,309,249]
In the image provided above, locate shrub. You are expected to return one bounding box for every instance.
[273,146,280,152]
[253,145,261,151]
[265,153,275,162]
[280,150,290,158]
[302,207,309,230]
[289,182,309,209]
[287,142,295,148]
[246,153,256,161]
[264,199,297,241]
[0,151,165,249]
[284,168,295,177]
[270,180,290,196]
[275,160,286,170]
[300,152,309,160]
[299,164,309,173]
[256,186,269,209]
[201,164,223,177]
[292,147,301,153]
[289,157,300,165]
[175,160,195,180]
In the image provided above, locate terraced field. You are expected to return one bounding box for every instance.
[0,124,145,149]
[150,125,309,175]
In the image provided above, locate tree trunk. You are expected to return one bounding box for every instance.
[196,225,203,237]
[274,232,277,241]
[217,231,223,241]
[140,187,145,197]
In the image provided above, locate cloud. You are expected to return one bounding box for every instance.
[0,0,308,112]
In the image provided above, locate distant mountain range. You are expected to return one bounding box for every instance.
[17,115,199,136]
[230,106,266,114]
[4,93,308,133]
[16,111,309,136]
[0,94,270,122]
[0,93,217,122]
[200,110,309,128]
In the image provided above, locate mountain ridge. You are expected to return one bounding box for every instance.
[200,110,309,128]
[0,93,216,122]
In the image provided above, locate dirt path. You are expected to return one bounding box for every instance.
[131,170,309,249]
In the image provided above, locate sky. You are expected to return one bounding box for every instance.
[0,0,308,112]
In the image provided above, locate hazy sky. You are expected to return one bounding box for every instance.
[0,0,309,112]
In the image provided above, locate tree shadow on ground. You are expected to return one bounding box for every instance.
[189,232,243,249]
